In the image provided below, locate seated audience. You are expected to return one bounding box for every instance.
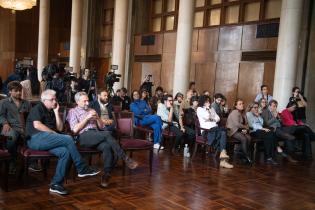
[157,94,184,151]
[182,96,199,146]
[261,100,297,162]
[246,102,278,165]
[173,92,184,122]
[226,99,251,164]
[220,95,229,118]
[196,95,233,169]
[202,90,210,96]
[289,87,307,123]
[258,98,268,114]
[89,88,115,132]
[67,92,138,188]
[281,101,314,160]
[0,81,31,173]
[255,85,273,103]
[211,93,224,117]
[179,89,193,132]
[150,86,164,114]
[112,89,121,105]
[130,90,163,149]
[26,89,100,195]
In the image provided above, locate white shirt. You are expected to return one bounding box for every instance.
[197,106,220,133]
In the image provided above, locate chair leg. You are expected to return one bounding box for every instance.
[149,149,153,175]
[3,160,9,192]
[122,161,126,176]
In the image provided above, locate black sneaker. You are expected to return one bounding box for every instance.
[78,167,100,178]
[49,184,69,195]
[266,158,279,166]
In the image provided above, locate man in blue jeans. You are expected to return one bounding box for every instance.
[26,89,100,195]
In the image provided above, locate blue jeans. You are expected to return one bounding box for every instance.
[139,115,162,144]
[204,127,227,152]
[27,132,87,185]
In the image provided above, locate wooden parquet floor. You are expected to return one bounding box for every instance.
[1,150,315,210]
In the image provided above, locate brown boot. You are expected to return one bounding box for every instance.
[125,157,138,170]
[100,173,111,188]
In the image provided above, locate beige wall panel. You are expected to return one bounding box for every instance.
[215,63,240,106]
[237,62,264,106]
[191,51,218,63]
[263,62,276,95]
[218,26,242,51]
[197,28,219,52]
[267,37,278,50]
[141,62,162,88]
[163,32,176,53]
[242,24,268,50]
[160,62,175,93]
[147,33,163,54]
[195,63,216,95]
[190,63,196,82]
[192,30,199,52]
[131,62,142,91]
[134,35,147,55]
[162,52,175,63]
[217,51,241,63]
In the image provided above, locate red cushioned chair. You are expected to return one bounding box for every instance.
[114,112,153,175]
[0,135,10,191]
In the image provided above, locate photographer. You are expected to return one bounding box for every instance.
[78,68,96,101]
[289,87,307,123]
[140,75,154,97]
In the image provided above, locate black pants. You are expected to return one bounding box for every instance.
[250,130,277,159]
[275,127,295,154]
[168,125,184,148]
[231,131,251,156]
[285,125,314,157]
[78,130,126,173]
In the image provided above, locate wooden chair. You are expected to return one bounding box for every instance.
[114,112,153,175]
[159,121,177,154]
[0,135,10,191]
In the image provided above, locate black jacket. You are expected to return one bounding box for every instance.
[89,100,113,120]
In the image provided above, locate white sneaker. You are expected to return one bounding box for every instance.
[153,143,164,150]
[219,149,230,159]
[220,160,234,169]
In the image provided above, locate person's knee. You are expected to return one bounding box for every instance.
[58,148,71,159]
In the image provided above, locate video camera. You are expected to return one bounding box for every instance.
[105,65,121,88]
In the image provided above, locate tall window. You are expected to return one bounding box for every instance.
[151,0,179,32]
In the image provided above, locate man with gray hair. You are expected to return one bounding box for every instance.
[26,89,100,195]
[67,91,138,188]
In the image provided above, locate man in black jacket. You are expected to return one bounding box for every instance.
[89,88,115,132]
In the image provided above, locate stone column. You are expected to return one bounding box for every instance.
[112,0,128,90]
[172,0,194,95]
[37,0,50,81]
[69,0,83,74]
[273,0,304,110]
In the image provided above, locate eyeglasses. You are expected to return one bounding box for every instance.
[252,106,259,109]
[45,98,57,102]
[168,99,173,102]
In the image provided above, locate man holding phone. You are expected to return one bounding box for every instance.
[26,89,100,195]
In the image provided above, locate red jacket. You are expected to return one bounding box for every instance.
[280,108,303,126]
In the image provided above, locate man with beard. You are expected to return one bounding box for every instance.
[67,92,138,188]
[0,81,31,173]
[90,88,115,132]
[26,89,100,195]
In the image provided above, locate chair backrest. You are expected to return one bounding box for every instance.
[112,111,134,137]
[113,104,122,113]
[194,116,202,137]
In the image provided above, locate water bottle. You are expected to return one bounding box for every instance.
[184,144,189,157]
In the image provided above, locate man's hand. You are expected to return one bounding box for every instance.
[86,110,98,121]
[103,119,113,125]
[2,124,11,134]
[262,128,270,132]
[53,102,60,113]
[241,129,247,134]
[180,127,186,133]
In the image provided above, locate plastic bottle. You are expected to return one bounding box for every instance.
[184,144,189,157]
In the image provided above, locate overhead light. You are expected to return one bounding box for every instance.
[0,0,36,11]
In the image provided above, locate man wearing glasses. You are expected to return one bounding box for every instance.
[26,89,100,195]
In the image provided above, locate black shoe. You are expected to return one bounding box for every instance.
[78,167,100,178]
[100,173,111,188]
[28,163,42,172]
[266,158,279,166]
[278,152,288,158]
[49,184,69,195]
